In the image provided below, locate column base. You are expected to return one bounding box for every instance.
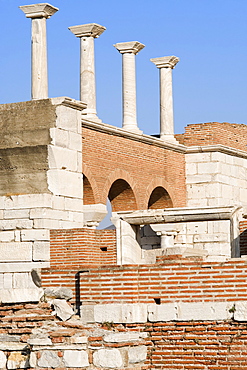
[122,124,143,135]
[160,134,179,144]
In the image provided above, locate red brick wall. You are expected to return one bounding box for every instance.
[49,228,117,268]
[180,122,247,150]
[82,127,186,210]
[78,257,247,304]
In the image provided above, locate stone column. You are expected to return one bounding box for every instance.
[20,3,58,100]
[69,24,106,122]
[150,56,179,142]
[114,42,145,134]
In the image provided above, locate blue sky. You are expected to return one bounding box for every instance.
[0,0,247,135]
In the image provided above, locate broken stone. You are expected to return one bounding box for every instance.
[128,345,147,363]
[52,299,74,321]
[7,351,29,369]
[93,349,123,368]
[44,287,73,300]
[37,350,61,368]
[63,350,89,367]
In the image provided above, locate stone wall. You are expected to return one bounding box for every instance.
[186,150,247,207]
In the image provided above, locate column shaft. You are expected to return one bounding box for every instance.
[160,67,173,137]
[122,52,137,130]
[80,36,96,117]
[31,17,48,99]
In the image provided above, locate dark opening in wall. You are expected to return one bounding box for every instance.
[154,298,161,305]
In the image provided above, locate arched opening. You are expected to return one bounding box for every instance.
[83,175,95,205]
[108,179,137,212]
[148,186,173,209]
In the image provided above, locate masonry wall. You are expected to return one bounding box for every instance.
[180,122,247,151]
[82,126,186,210]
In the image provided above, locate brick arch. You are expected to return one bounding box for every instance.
[102,169,140,210]
[82,165,100,204]
[145,178,175,209]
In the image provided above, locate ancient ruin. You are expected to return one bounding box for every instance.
[1,3,247,369]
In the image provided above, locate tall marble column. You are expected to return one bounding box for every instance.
[150,56,179,142]
[114,42,145,134]
[20,3,58,100]
[69,23,106,122]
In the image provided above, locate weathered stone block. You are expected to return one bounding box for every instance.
[33,242,50,261]
[93,349,123,368]
[0,351,6,369]
[94,303,147,323]
[21,229,49,242]
[148,303,177,322]
[177,302,232,321]
[104,332,142,343]
[7,351,29,369]
[0,242,32,262]
[128,345,147,363]
[233,301,247,321]
[37,350,61,368]
[63,350,89,367]
[48,145,78,172]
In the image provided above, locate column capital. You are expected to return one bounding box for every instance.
[19,3,58,19]
[68,23,106,38]
[114,41,145,55]
[150,56,179,69]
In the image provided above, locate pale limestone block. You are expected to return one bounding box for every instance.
[94,304,147,323]
[3,209,30,219]
[80,304,95,323]
[68,131,82,151]
[56,105,81,133]
[7,351,29,369]
[187,184,206,199]
[58,220,83,229]
[187,198,208,207]
[70,336,87,344]
[0,197,4,209]
[240,188,247,204]
[69,211,84,223]
[0,219,33,230]
[0,210,3,219]
[33,218,60,229]
[0,262,49,273]
[83,204,107,227]
[186,221,208,235]
[93,349,123,368]
[210,152,226,162]
[37,350,61,368]
[47,170,82,198]
[207,198,222,207]
[148,303,177,322]
[0,343,27,351]
[29,352,37,368]
[64,197,83,212]
[28,338,52,346]
[63,350,89,368]
[205,242,231,257]
[221,184,234,200]
[15,231,21,242]
[128,345,147,363]
[0,274,3,289]
[21,229,49,242]
[104,332,141,343]
[205,183,221,198]
[50,127,69,148]
[214,173,236,186]
[48,145,78,172]
[1,287,43,303]
[52,196,65,210]
[197,161,219,174]
[4,194,52,210]
[233,301,247,321]
[0,242,32,262]
[205,255,228,262]
[177,302,232,321]
[30,208,69,220]
[77,152,82,172]
[0,231,15,242]
[185,162,197,175]
[186,153,211,163]
[13,272,32,289]
[33,241,50,261]
[186,174,213,184]
[193,234,227,243]
[0,351,6,368]
[3,273,12,289]
[52,299,74,321]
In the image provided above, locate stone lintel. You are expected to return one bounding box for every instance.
[151,56,179,69]
[51,97,86,111]
[68,23,106,38]
[114,41,145,55]
[19,3,58,19]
